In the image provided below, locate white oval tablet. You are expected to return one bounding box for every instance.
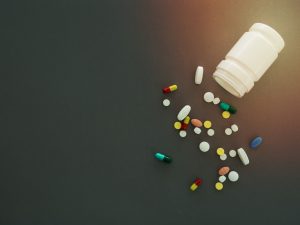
[229,150,237,157]
[199,141,210,152]
[177,105,191,121]
[225,128,232,135]
[162,99,170,107]
[194,127,201,134]
[220,154,227,161]
[203,92,214,103]
[228,171,239,182]
[179,130,187,138]
[237,148,250,165]
[219,175,226,183]
[195,66,204,84]
[213,97,220,104]
[207,128,215,136]
[231,124,239,132]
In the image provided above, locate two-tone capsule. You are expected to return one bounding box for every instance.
[162,84,177,93]
[219,101,237,114]
[181,116,190,130]
[154,153,172,163]
[190,178,202,191]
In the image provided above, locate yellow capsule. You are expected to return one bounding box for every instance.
[222,111,231,119]
[215,182,223,191]
[174,121,182,130]
[169,85,178,91]
[217,148,225,156]
[190,183,198,191]
[203,120,212,129]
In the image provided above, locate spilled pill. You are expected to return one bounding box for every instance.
[207,128,215,136]
[191,119,202,127]
[204,92,214,103]
[250,136,263,149]
[155,153,172,163]
[162,84,177,93]
[177,105,191,121]
[219,176,226,183]
[194,127,201,134]
[216,148,225,156]
[213,97,220,104]
[237,148,250,165]
[220,154,227,161]
[174,121,182,130]
[231,124,239,132]
[228,171,239,182]
[218,166,230,176]
[190,178,203,191]
[215,182,223,191]
[203,120,212,129]
[199,141,210,152]
[162,99,170,107]
[225,128,232,135]
[179,130,187,138]
[222,111,231,119]
[229,150,237,157]
[195,66,204,85]
[181,116,190,130]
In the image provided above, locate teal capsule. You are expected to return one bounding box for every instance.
[219,101,237,114]
[154,153,172,163]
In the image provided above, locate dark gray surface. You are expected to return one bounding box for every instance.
[1,1,300,224]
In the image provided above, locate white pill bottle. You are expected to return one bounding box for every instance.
[213,23,284,98]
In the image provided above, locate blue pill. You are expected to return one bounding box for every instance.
[250,136,263,148]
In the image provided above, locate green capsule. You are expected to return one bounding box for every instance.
[219,102,230,111]
[228,106,237,114]
[155,153,172,163]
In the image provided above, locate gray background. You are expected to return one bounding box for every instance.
[1,0,300,224]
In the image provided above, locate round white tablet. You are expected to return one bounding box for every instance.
[203,92,214,103]
[207,128,215,136]
[162,99,170,107]
[229,150,237,157]
[228,171,239,182]
[177,105,191,121]
[225,128,232,135]
[199,141,210,152]
[179,130,187,138]
[231,124,239,132]
[220,154,227,161]
[213,97,220,105]
[195,66,204,85]
[219,175,226,183]
[194,127,201,134]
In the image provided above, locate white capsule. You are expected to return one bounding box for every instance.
[237,148,250,165]
[194,127,201,134]
[162,99,170,107]
[199,141,210,152]
[179,130,187,138]
[207,128,215,136]
[228,171,239,182]
[229,150,237,157]
[177,105,191,121]
[213,97,220,104]
[195,66,204,85]
[203,92,214,103]
[231,124,239,132]
[219,175,226,183]
[220,154,227,161]
[225,128,232,135]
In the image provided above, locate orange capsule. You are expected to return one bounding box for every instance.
[162,84,178,93]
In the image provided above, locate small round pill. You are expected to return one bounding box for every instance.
[228,171,239,182]
[199,141,210,152]
[174,121,181,130]
[207,128,215,136]
[162,99,170,107]
[216,148,225,156]
[215,182,223,191]
[213,97,220,105]
[250,136,263,149]
[231,124,239,132]
[218,166,230,176]
[191,119,202,127]
[219,175,226,183]
[194,127,201,134]
[229,150,237,157]
[203,120,212,129]
[225,128,232,135]
[220,154,227,161]
[222,111,231,119]
[203,92,214,103]
[179,130,187,138]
